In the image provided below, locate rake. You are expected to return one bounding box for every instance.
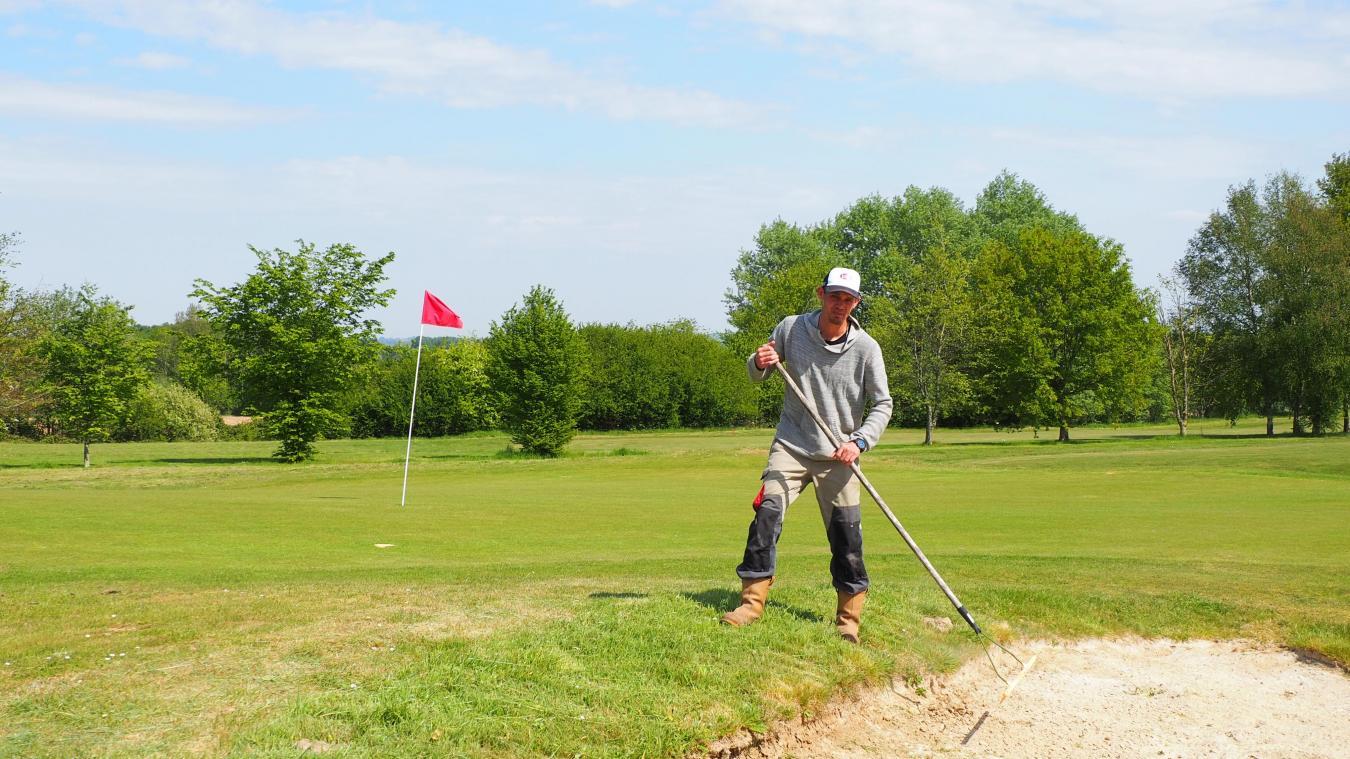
[773,362,1036,696]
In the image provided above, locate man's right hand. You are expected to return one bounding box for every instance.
[754,340,779,370]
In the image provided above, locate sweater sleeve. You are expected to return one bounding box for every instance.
[850,341,893,450]
[746,318,789,383]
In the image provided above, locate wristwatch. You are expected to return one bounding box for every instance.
[853,438,868,452]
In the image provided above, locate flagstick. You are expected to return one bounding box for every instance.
[400,324,426,507]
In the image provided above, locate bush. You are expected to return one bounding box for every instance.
[578,320,757,429]
[578,323,680,429]
[218,416,268,441]
[119,382,219,442]
[347,340,498,437]
[486,286,585,456]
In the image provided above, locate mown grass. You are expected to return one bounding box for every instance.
[1,419,1347,757]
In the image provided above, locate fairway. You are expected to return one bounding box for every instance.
[2,422,1348,757]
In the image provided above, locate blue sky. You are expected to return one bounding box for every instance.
[3,1,1347,337]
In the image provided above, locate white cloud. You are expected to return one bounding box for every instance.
[68,0,766,127]
[0,74,297,124]
[115,51,191,70]
[719,0,1350,100]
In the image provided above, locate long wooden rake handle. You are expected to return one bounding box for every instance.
[773,362,983,635]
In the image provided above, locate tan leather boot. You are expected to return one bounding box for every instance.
[721,577,773,627]
[835,590,866,643]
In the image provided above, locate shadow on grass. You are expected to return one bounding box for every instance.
[149,457,277,465]
[1195,432,1328,440]
[589,592,649,600]
[896,432,1316,449]
[932,435,1168,448]
[682,588,824,624]
[484,446,651,460]
[0,456,278,467]
[419,453,497,461]
[1286,646,1348,672]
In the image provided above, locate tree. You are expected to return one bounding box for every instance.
[1157,275,1197,436]
[868,188,979,444]
[971,170,1081,244]
[0,231,44,435]
[177,324,237,414]
[874,245,975,444]
[1179,180,1282,434]
[1181,171,1349,435]
[726,222,840,421]
[1262,175,1342,434]
[1320,152,1350,223]
[1269,173,1350,435]
[815,194,908,302]
[39,289,150,466]
[486,285,585,456]
[192,241,395,462]
[725,219,835,321]
[726,221,838,342]
[3,284,86,437]
[1316,153,1350,433]
[138,304,213,384]
[972,225,1157,441]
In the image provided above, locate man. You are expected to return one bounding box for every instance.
[722,266,892,643]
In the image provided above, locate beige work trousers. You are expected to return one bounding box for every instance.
[736,440,869,593]
[761,441,861,525]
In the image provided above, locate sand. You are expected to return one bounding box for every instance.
[707,638,1350,759]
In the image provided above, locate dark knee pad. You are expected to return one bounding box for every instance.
[827,505,868,593]
[736,499,784,579]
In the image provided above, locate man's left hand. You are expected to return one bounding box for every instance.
[832,441,862,465]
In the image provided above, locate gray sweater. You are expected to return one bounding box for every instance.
[747,311,892,460]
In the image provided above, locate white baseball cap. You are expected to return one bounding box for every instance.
[822,267,862,299]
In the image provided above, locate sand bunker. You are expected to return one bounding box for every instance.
[709,638,1350,758]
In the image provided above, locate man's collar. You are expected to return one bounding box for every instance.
[807,309,859,344]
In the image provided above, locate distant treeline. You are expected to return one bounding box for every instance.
[344,321,758,438]
[2,158,1345,462]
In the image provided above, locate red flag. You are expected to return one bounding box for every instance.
[421,290,463,328]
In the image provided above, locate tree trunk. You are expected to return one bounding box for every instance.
[1343,398,1348,434]
[83,439,90,468]
[1178,416,1187,437]
[924,405,935,446]
[1058,425,1070,442]
[1265,408,1274,437]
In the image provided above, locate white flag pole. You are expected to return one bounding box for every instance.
[400,323,426,506]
